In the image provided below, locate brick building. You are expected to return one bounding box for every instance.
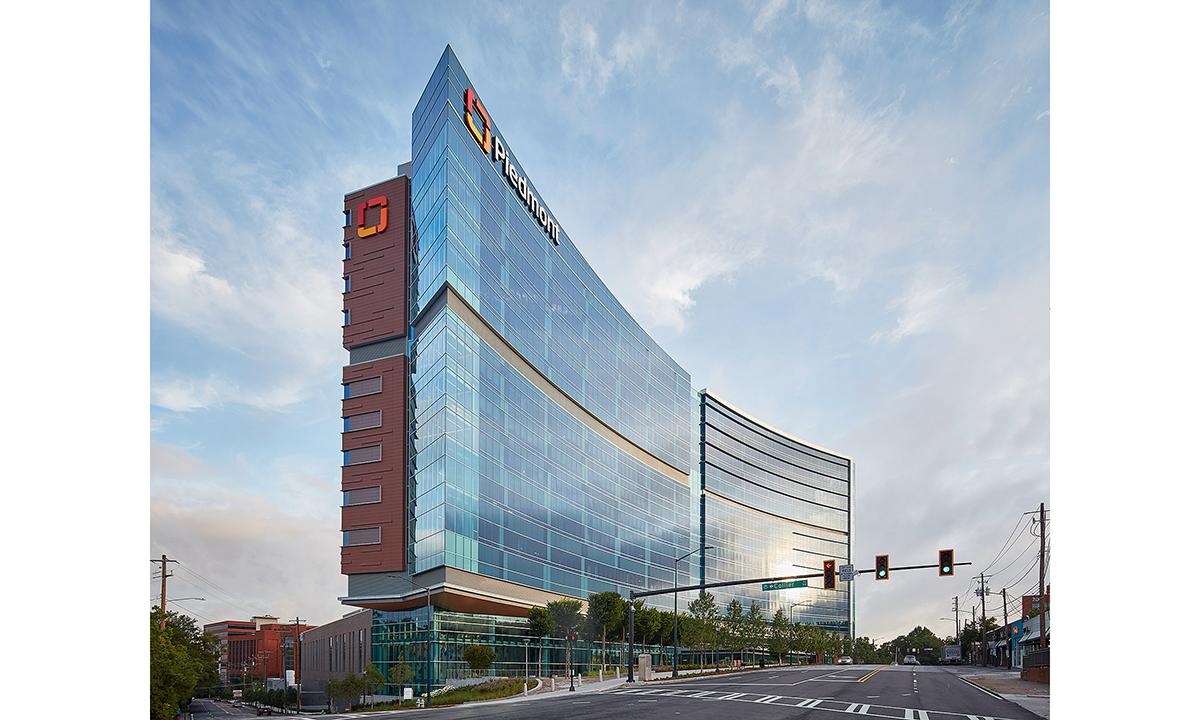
[1022,592,1049,618]
[205,616,316,687]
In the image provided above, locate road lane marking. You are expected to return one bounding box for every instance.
[754,695,781,704]
[717,692,746,700]
[858,666,888,681]
[856,704,871,714]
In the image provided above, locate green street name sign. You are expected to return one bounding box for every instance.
[762,580,808,591]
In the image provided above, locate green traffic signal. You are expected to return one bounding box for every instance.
[875,554,889,580]
[939,549,954,576]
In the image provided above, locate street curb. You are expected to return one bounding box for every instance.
[957,675,1005,700]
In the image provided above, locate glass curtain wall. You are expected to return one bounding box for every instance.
[699,392,853,635]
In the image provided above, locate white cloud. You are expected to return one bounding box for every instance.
[871,266,972,345]
[151,443,346,624]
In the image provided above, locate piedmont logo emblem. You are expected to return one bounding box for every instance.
[356,196,388,238]
[464,88,560,245]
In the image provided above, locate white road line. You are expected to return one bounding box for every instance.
[754,695,781,704]
[856,704,871,714]
[691,691,715,697]
[717,692,746,700]
[846,703,859,712]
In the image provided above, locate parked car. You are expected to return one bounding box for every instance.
[903,655,919,665]
[838,656,853,665]
[256,708,272,716]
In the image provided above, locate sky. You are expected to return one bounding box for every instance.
[10,2,1198,715]
[147,0,1051,642]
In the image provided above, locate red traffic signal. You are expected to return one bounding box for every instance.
[939,549,954,576]
[823,559,836,589]
[875,554,889,580]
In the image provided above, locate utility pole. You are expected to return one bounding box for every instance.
[153,554,179,630]
[1038,502,1047,651]
[293,617,305,715]
[979,573,987,666]
[1001,588,1009,668]
[953,597,960,645]
[970,605,976,665]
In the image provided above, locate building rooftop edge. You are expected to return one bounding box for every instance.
[700,388,853,463]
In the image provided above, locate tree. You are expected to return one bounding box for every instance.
[363,663,385,708]
[548,598,584,637]
[687,591,719,672]
[586,592,627,674]
[323,677,341,713]
[722,598,746,666]
[150,609,221,720]
[746,601,767,666]
[462,644,497,671]
[527,606,550,676]
[634,602,662,648]
[334,672,364,710]
[547,598,584,676]
[768,609,790,662]
[389,659,415,692]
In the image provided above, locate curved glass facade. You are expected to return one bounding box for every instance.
[341,46,854,686]
[700,392,854,635]
[406,47,697,604]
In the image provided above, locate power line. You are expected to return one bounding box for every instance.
[175,564,268,617]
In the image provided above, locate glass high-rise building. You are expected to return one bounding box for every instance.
[337,46,853,686]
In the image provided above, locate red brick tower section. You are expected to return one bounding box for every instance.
[341,175,410,576]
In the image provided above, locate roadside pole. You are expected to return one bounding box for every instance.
[1038,503,1046,651]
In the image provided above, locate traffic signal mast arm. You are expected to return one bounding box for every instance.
[858,561,971,574]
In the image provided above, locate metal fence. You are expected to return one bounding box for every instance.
[1024,648,1049,668]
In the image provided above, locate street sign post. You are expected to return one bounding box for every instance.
[839,564,855,582]
[762,579,808,591]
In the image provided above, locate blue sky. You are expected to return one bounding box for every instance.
[149,0,1051,641]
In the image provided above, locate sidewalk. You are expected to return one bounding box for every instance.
[945,666,1049,719]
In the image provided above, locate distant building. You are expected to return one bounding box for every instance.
[205,616,316,686]
[299,609,373,692]
[203,619,256,685]
[1022,592,1049,618]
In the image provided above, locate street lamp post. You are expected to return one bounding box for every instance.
[789,601,811,664]
[523,640,530,697]
[673,545,714,678]
[388,574,434,707]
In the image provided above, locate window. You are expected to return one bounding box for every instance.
[344,276,351,293]
[343,310,350,326]
[343,445,382,465]
[344,377,382,398]
[343,527,381,546]
[344,242,351,259]
[343,486,381,506]
[344,410,382,432]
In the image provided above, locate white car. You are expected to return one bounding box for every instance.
[838,656,853,665]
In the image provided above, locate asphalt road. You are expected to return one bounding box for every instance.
[189,698,276,718]
[301,664,1042,720]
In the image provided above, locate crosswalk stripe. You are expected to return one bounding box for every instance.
[847,703,858,712]
[691,691,715,697]
[857,704,871,714]
[753,695,781,704]
[718,692,746,700]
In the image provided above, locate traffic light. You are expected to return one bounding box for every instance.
[939,549,954,576]
[823,559,836,589]
[875,554,889,580]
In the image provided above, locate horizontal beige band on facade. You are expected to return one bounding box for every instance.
[703,488,848,538]
[416,282,689,484]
